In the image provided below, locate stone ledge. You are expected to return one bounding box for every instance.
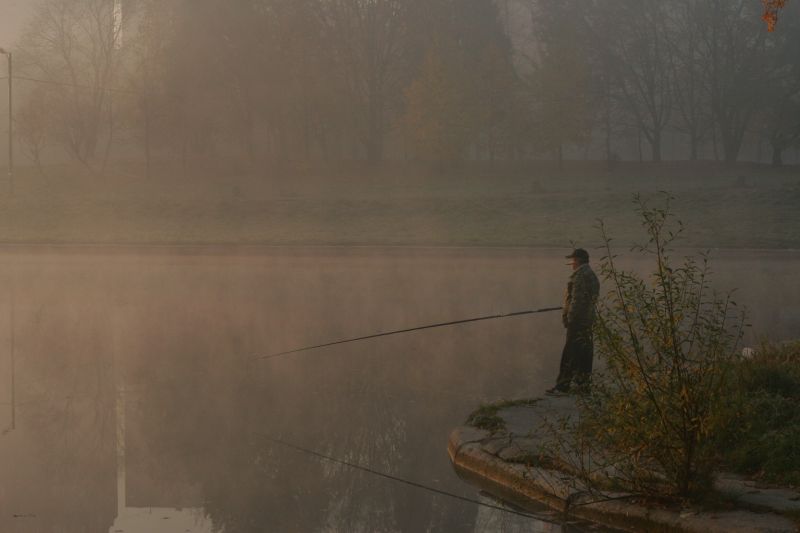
[448,425,798,532]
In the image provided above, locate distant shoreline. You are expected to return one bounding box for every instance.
[0,241,797,255]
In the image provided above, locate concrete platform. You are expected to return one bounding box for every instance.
[448,396,800,532]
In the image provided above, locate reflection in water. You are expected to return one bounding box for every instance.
[0,246,796,532]
[112,388,214,533]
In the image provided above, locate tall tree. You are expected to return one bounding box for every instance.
[599,0,673,162]
[697,0,771,163]
[666,0,713,160]
[527,0,592,165]
[402,0,519,163]
[757,1,800,165]
[121,0,181,177]
[403,46,476,161]
[763,0,789,31]
[315,0,415,163]
[17,0,131,164]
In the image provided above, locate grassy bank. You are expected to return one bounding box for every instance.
[0,160,797,247]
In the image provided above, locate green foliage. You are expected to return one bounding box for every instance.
[719,341,800,485]
[578,193,747,499]
[466,398,538,433]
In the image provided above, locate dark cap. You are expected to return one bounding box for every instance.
[565,248,589,262]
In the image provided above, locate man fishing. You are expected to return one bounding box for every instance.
[547,248,600,395]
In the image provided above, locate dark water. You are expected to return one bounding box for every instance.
[0,245,796,532]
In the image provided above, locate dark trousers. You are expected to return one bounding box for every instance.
[555,325,594,392]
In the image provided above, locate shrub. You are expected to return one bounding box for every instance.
[721,341,800,485]
[577,194,747,499]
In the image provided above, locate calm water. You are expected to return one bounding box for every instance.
[0,245,796,532]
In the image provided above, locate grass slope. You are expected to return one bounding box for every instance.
[0,161,797,247]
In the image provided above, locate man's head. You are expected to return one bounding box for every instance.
[565,248,589,270]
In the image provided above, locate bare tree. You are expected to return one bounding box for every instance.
[315,0,414,163]
[697,0,770,163]
[666,0,713,160]
[602,0,673,162]
[18,0,131,166]
[14,86,50,177]
[758,7,800,166]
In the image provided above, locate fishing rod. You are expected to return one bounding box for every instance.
[258,306,563,361]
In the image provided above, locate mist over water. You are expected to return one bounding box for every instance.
[0,0,796,530]
[0,245,795,532]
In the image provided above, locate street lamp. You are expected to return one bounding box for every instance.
[0,47,11,432]
[0,48,11,194]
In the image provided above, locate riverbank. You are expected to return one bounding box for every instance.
[0,161,798,247]
[448,397,800,532]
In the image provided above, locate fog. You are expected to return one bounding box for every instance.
[0,0,799,168]
[0,0,798,532]
[0,247,796,532]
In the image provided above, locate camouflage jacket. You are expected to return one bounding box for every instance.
[562,263,600,329]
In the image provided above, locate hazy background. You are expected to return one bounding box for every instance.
[0,0,799,175]
[0,1,798,532]
[0,1,27,42]
[0,0,795,250]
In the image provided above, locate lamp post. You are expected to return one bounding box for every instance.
[0,48,11,194]
[0,47,12,432]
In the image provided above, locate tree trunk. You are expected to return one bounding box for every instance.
[143,95,151,179]
[101,95,114,175]
[604,84,613,169]
[772,145,784,167]
[651,130,662,162]
[366,136,383,165]
[711,125,719,162]
[723,134,740,163]
[637,129,643,163]
[366,89,384,165]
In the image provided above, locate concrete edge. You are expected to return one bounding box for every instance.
[448,427,798,533]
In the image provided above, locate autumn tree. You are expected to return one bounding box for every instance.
[763,0,789,31]
[526,0,592,165]
[402,0,519,163]
[403,47,476,161]
[451,0,520,161]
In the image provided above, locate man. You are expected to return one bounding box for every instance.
[547,248,600,395]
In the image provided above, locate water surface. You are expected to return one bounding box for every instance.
[0,245,796,532]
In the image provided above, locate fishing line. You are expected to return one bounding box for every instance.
[255,432,564,525]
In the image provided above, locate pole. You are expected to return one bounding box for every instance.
[0,49,11,194]
[10,291,14,431]
[7,52,12,195]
